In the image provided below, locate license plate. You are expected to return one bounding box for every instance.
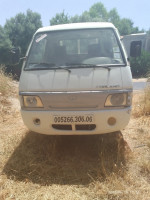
[53,115,94,124]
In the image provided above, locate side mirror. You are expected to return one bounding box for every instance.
[130,41,142,57]
[10,47,21,65]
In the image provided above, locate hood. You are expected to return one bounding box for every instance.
[19,67,132,92]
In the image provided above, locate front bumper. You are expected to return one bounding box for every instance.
[21,107,131,135]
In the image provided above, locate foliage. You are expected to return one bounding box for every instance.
[2,9,42,77]
[118,18,139,35]
[0,26,12,64]
[50,2,141,36]
[70,12,93,23]
[108,8,120,28]
[50,10,70,25]
[4,9,42,56]
[88,2,108,21]
[130,50,150,77]
[147,29,150,35]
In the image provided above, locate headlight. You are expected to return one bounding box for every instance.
[23,96,43,108]
[105,93,132,107]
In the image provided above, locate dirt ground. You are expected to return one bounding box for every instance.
[0,82,150,200]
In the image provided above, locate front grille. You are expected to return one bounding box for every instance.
[75,124,96,131]
[52,124,96,131]
[52,124,72,130]
[41,91,107,111]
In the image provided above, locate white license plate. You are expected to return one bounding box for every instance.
[53,115,94,124]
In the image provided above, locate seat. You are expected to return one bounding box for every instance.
[88,44,102,57]
[46,45,67,65]
[54,45,67,64]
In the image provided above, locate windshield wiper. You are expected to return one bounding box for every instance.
[53,65,71,73]
[66,63,112,71]
[28,62,55,68]
[28,62,71,72]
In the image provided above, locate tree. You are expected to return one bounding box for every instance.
[0,25,12,64]
[50,11,70,25]
[49,2,141,36]
[70,12,92,23]
[118,18,139,35]
[4,9,42,56]
[3,9,42,77]
[50,3,109,25]
[108,8,120,28]
[88,2,108,21]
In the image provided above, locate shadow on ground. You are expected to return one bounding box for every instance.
[3,131,130,185]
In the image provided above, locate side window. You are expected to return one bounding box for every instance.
[29,34,47,63]
[130,40,142,57]
[111,33,123,60]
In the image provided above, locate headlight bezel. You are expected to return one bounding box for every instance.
[105,92,132,107]
[22,95,43,108]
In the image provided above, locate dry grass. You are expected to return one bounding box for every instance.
[0,66,13,95]
[0,67,19,123]
[0,74,150,200]
[132,85,150,117]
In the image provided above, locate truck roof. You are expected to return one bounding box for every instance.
[36,22,116,34]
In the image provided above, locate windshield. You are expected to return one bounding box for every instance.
[25,28,125,70]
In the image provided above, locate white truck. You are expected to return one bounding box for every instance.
[122,33,150,57]
[17,22,134,135]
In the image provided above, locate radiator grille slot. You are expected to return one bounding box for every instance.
[75,124,96,131]
[52,124,96,131]
[52,124,72,130]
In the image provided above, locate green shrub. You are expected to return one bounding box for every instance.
[130,50,150,77]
